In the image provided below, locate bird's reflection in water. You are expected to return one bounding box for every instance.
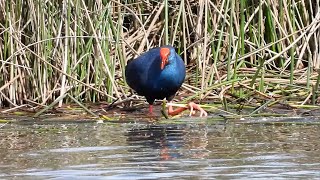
[125,124,219,161]
[126,125,186,160]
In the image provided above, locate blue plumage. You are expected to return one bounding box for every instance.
[125,45,186,105]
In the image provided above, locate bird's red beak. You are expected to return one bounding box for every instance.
[160,48,170,70]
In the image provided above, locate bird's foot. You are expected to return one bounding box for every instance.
[167,102,208,117]
[187,102,207,117]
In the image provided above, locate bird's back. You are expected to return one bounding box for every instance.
[125,47,161,95]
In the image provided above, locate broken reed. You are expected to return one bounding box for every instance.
[0,0,319,110]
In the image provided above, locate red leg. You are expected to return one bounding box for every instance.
[168,102,208,117]
[168,105,188,116]
[149,104,153,114]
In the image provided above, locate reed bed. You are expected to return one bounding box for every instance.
[0,0,320,115]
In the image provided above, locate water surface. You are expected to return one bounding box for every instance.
[0,118,320,179]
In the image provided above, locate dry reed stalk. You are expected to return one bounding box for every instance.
[0,0,319,114]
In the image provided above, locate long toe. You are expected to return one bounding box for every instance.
[188,102,208,117]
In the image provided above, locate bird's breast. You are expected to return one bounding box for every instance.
[154,65,185,90]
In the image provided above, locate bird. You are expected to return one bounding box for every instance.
[125,45,207,117]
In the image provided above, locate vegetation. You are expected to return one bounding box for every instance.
[0,0,320,116]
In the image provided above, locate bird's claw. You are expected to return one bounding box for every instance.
[187,102,208,117]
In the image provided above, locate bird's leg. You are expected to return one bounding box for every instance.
[168,101,208,117]
[147,104,157,118]
[168,103,188,116]
[149,104,153,114]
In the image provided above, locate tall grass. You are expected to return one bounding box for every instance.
[0,0,319,112]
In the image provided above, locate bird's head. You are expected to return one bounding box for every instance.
[160,47,171,70]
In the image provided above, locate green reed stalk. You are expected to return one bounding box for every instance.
[239,0,245,57]
[171,0,184,45]
[307,56,311,89]
[279,0,284,67]
[232,0,246,98]
[312,70,320,105]
[73,0,82,100]
[227,0,234,81]
[201,0,208,90]
[258,0,265,92]
[265,3,276,61]
[210,0,229,86]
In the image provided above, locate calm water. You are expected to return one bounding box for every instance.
[1,118,320,179]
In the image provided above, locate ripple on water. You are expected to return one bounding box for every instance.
[0,121,320,179]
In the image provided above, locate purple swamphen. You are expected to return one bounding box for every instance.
[125,45,207,117]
